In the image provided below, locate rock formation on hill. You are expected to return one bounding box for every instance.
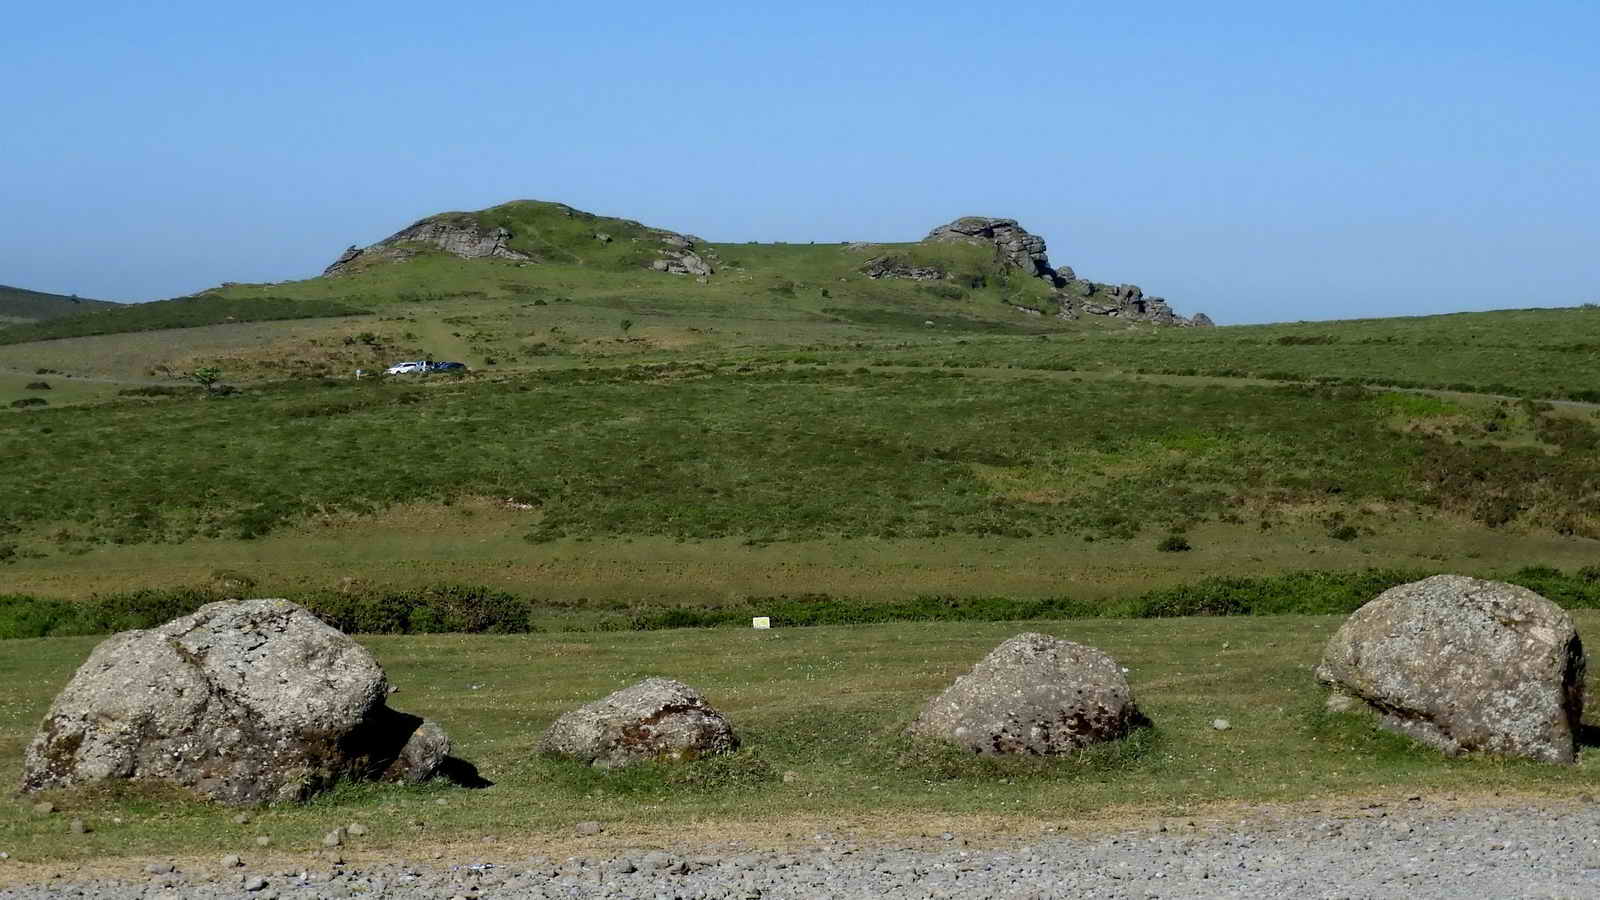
[321,201,716,279]
[325,221,529,275]
[917,216,1213,327]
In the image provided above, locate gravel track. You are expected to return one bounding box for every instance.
[3,803,1597,899]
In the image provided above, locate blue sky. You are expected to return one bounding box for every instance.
[2,1,1596,323]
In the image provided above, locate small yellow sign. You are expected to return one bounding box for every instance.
[751,617,771,630]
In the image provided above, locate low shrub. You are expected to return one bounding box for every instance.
[24,381,50,390]
[1156,534,1192,552]
[10,397,47,408]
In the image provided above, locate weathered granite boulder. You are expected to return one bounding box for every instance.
[21,599,449,803]
[1317,575,1587,764]
[910,633,1146,755]
[925,216,1055,279]
[1187,312,1216,327]
[861,256,947,280]
[539,678,738,768]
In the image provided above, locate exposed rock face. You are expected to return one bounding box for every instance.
[1317,575,1586,764]
[324,219,529,275]
[538,678,738,768]
[21,599,449,803]
[923,216,1212,327]
[910,633,1146,755]
[925,217,1054,279]
[861,256,947,281]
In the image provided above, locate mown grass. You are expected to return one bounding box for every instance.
[2,614,1597,863]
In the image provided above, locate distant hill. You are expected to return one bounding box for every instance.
[0,284,120,324]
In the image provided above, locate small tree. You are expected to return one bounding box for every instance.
[189,366,224,392]
[619,318,634,335]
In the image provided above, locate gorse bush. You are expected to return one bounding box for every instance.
[0,584,538,639]
[7,567,1600,640]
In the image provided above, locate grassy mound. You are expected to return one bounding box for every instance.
[0,284,119,324]
[0,295,369,345]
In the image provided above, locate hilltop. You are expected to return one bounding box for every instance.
[0,284,118,324]
[316,200,1213,327]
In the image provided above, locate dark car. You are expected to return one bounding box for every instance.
[429,361,467,372]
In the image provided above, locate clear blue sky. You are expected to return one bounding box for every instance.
[3,1,1596,323]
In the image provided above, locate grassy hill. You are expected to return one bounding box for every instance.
[1,200,1597,866]
[0,198,1596,618]
[0,284,118,325]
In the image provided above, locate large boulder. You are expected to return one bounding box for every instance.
[539,678,738,768]
[21,599,449,804]
[1317,575,1587,764]
[909,633,1146,755]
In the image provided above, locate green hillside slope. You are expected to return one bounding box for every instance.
[0,284,119,324]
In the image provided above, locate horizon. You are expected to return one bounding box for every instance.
[3,1,1597,325]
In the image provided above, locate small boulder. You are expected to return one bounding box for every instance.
[909,633,1146,754]
[1317,574,1586,764]
[20,599,451,803]
[538,678,738,768]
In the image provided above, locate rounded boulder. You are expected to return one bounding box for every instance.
[21,598,449,803]
[538,678,738,768]
[1316,574,1586,764]
[909,632,1146,754]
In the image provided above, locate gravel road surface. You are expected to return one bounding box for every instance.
[3,802,1597,898]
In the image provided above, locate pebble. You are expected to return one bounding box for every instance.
[31,802,55,815]
[254,836,272,847]
[145,863,174,875]
[243,876,267,892]
[233,813,252,825]
[69,819,89,834]
[221,855,242,868]
[322,828,344,848]
[574,821,604,836]
[346,823,368,837]
[1212,718,1232,730]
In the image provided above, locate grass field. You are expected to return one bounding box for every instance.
[2,614,1596,867]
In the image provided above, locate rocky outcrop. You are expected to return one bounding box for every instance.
[923,216,1213,326]
[861,256,947,281]
[651,234,715,277]
[909,633,1146,755]
[21,599,450,804]
[1317,575,1587,764]
[925,217,1055,279]
[324,219,529,275]
[539,678,738,768]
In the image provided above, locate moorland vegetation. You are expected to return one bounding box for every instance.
[0,200,1596,862]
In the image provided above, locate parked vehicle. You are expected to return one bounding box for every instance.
[384,361,428,375]
[429,361,466,372]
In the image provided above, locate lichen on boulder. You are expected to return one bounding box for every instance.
[538,678,738,768]
[1316,574,1587,764]
[21,598,450,804]
[909,632,1147,755]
